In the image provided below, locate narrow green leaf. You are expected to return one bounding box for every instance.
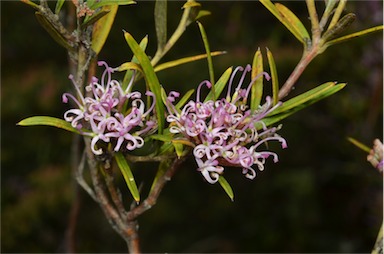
[55,0,65,14]
[124,31,165,134]
[347,137,371,153]
[251,48,264,110]
[153,51,226,73]
[17,116,82,134]
[204,67,233,102]
[115,152,140,202]
[89,0,136,10]
[197,21,215,86]
[327,0,347,31]
[196,10,211,20]
[175,89,195,110]
[218,176,234,201]
[323,25,384,49]
[122,36,148,89]
[91,5,118,55]
[20,0,40,10]
[269,82,343,116]
[259,0,306,44]
[155,0,167,51]
[173,143,184,158]
[81,10,110,29]
[182,1,201,9]
[275,3,310,43]
[150,133,173,142]
[150,160,171,193]
[35,12,74,51]
[266,48,279,106]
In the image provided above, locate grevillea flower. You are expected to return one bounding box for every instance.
[166,64,287,184]
[63,61,157,155]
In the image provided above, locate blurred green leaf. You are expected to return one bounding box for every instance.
[88,0,135,10]
[175,89,195,110]
[150,133,173,142]
[20,0,40,10]
[115,152,140,202]
[153,51,226,73]
[321,13,356,42]
[259,0,308,44]
[251,48,264,110]
[91,5,118,55]
[173,142,184,158]
[124,31,165,134]
[195,10,211,20]
[204,67,233,102]
[150,160,170,193]
[182,0,201,9]
[155,0,167,51]
[197,21,215,85]
[347,137,371,153]
[327,0,347,31]
[218,176,234,201]
[35,12,74,51]
[17,116,83,134]
[266,48,279,106]
[323,25,384,49]
[122,36,148,89]
[275,3,310,43]
[260,82,346,127]
[81,10,110,29]
[55,0,65,14]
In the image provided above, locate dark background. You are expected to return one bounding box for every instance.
[2,1,383,253]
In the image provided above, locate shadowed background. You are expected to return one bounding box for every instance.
[2,1,383,252]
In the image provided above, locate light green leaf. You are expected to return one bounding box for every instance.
[91,5,118,55]
[259,82,346,128]
[155,0,167,51]
[218,176,234,201]
[251,48,264,110]
[89,0,135,10]
[197,21,215,85]
[327,0,347,31]
[275,3,310,43]
[175,89,195,110]
[266,48,279,106]
[17,116,82,134]
[173,142,184,158]
[347,137,371,154]
[150,133,173,142]
[115,152,140,202]
[269,82,345,116]
[182,0,201,9]
[204,67,233,102]
[124,31,165,134]
[55,0,65,14]
[196,10,211,20]
[153,51,226,73]
[323,25,384,49]
[259,0,307,44]
[122,36,148,89]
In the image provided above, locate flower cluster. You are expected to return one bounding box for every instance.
[63,61,157,155]
[165,64,287,183]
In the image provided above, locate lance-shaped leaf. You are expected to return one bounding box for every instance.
[251,48,264,110]
[155,0,167,51]
[153,51,226,73]
[17,116,83,134]
[204,67,233,102]
[124,31,165,134]
[275,3,310,43]
[122,36,148,89]
[55,0,65,14]
[197,21,215,85]
[323,25,384,50]
[266,48,279,106]
[321,13,356,43]
[35,12,74,51]
[92,5,118,55]
[259,0,308,44]
[259,82,346,127]
[175,89,195,110]
[81,9,111,29]
[347,137,371,153]
[327,0,347,31]
[115,152,140,202]
[88,0,136,10]
[218,176,234,201]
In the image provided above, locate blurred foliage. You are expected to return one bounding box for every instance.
[1,1,383,253]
